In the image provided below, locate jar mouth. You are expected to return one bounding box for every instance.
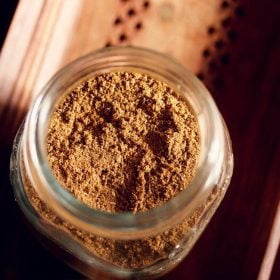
[23,46,226,239]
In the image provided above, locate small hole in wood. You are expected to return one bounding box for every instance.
[119,33,127,42]
[202,49,211,58]
[215,39,224,50]
[221,1,230,9]
[127,8,136,17]
[114,17,122,25]
[235,6,245,17]
[143,1,150,9]
[220,54,230,64]
[197,73,204,80]
[105,42,112,47]
[135,22,143,30]
[207,26,216,35]
[228,29,238,40]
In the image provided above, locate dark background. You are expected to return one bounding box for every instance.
[0,0,279,279]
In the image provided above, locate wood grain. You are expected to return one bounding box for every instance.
[0,0,279,279]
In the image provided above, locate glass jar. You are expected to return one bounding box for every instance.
[10,47,233,279]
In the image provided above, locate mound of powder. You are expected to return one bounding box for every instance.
[47,71,200,213]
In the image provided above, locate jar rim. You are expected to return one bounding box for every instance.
[22,46,227,239]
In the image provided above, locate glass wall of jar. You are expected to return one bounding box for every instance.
[10,47,233,279]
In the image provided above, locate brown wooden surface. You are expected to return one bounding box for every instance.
[0,0,279,279]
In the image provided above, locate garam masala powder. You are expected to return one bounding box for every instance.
[24,71,204,269]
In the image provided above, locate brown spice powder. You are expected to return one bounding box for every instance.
[47,71,200,213]
[24,171,219,269]
[23,71,205,269]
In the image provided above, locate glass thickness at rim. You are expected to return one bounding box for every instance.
[24,47,224,238]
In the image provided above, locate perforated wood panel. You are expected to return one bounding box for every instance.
[0,0,246,136]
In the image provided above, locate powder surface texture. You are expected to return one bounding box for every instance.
[47,71,200,213]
